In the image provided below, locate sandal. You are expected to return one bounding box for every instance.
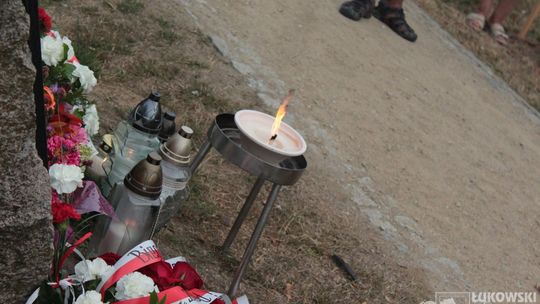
[466,13,486,32]
[490,23,509,45]
[374,1,417,42]
[339,0,374,21]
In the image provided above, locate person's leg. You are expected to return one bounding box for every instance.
[487,0,520,44]
[466,0,493,31]
[375,0,418,42]
[385,0,403,9]
[490,0,520,23]
[478,0,495,17]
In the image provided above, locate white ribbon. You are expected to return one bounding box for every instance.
[25,277,84,304]
[172,291,231,304]
[25,288,39,304]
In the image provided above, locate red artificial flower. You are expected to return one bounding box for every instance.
[98,252,121,266]
[49,103,83,126]
[38,7,52,34]
[171,262,204,290]
[139,261,204,291]
[48,103,84,139]
[140,260,180,290]
[51,201,81,224]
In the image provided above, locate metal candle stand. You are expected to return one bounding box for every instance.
[189,113,307,297]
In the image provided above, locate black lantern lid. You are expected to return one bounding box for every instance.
[129,92,163,135]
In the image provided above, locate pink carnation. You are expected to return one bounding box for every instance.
[62,150,81,166]
[47,135,81,166]
[70,126,88,145]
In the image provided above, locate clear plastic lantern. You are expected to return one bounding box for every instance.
[103,92,163,196]
[154,126,193,232]
[92,152,163,255]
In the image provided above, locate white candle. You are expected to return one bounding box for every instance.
[98,219,128,254]
[235,110,306,161]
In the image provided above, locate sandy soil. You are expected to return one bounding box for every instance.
[46,0,432,301]
[178,0,540,295]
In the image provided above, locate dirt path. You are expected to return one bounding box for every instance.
[178,0,540,295]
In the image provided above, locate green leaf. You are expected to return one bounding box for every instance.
[159,295,167,304]
[103,286,116,303]
[83,279,100,291]
[149,291,158,304]
[62,44,69,62]
[149,291,167,304]
[65,63,76,76]
[35,281,63,304]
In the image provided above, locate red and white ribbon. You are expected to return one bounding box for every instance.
[97,240,163,296]
[165,256,187,268]
[111,287,230,304]
[232,295,249,304]
[184,289,229,304]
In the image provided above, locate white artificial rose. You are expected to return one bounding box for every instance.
[114,272,159,300]
[62,35,76,60]
[74,290,106,304]
[72,62,97,93]
[41,31,64,66]
[49,164,84,194]
[83,104,100,136]
[74,258,113,282]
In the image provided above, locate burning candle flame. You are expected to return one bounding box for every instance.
[270,89,295,141]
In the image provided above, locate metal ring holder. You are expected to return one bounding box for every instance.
[189,113,307,297]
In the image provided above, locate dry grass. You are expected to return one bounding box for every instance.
[415,0,540,110]
[44,0,431,302]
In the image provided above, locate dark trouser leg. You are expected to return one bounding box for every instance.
[385,0,404,8]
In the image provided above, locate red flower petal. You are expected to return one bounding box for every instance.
[139,261,179,290]
[51,200,81,224]
[172,262,204,290]
[38,7,52,33]
[98,252,122,266]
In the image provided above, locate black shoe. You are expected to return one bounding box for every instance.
[339,0,374,21]
[374,2,417,42]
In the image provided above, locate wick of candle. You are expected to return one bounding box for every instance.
[268,134,278,145]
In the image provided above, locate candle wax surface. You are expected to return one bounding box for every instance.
[239,115,304,154]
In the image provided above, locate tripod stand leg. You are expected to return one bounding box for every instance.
[222,177,265,251]
[189,140,212,174]
[228,183,281,298]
